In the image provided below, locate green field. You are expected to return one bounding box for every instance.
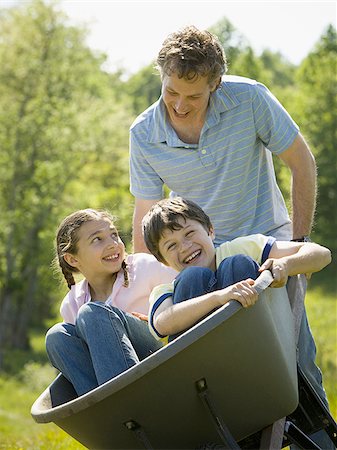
[0,283,336,450]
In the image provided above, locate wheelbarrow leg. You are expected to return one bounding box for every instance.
[196,378,241,449]
[124,420,154,450]
[284,421,321,449]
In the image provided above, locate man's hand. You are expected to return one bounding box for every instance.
[259,258,289,287]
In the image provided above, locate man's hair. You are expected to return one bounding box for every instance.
[142,197,213,264]
[156,25,227,85]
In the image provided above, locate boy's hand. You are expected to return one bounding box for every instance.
[131,312,148,321]
[259,258,288,287]
[221,279,258,308]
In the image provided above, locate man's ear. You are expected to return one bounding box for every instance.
[209,227,215,240]
[63,253,79,269]
[210,77,221,92]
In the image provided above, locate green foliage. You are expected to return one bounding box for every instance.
[259,49,296,88]
[0,0,134,355]
[0,1,335,368]
[208,17,249,68]
[125,63,162,116]
[230,46,266,81]
[292,25,337,254]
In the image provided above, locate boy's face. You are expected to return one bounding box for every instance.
[158,218,216,272]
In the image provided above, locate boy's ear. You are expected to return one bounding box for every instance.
[63,252,79,268]
[209,227,215,240]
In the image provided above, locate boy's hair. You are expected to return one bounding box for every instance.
[55,209,128,289]
[142,197,213,264]
[156,25,227,85]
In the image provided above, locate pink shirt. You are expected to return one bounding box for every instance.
[60,253,178,325]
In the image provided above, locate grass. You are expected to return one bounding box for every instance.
[0,278,336,449]
[304,283,337,417]
[0,332,85,450]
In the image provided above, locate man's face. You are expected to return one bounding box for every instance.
[162,73,218,130]
[158,218,216,272]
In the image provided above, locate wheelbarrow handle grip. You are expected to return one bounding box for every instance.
[253,270,274,294]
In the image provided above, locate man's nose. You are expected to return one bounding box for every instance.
[175,97,187,112]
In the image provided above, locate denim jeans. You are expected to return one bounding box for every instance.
[45,302,162,396]
[169,254,260,342]
[170,254,335,449]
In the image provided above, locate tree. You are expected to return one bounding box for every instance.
[229,46,266,82]
[293,25,337,257]
[208,17,249,68]
[125,63,161,116]
[0,0,133,361]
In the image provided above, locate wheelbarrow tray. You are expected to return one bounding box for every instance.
[31,285,298,449]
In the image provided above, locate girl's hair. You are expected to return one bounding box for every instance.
[142,197,213,264]
[55,209,129,289]
[156,25,227,85]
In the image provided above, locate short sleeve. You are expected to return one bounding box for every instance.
[216,234,276,266]
[129,125,165,200]
[252,82,299,155]
[148,284,174,340]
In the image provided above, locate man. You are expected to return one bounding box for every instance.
[129,25,316,252]
[129,26,335,449]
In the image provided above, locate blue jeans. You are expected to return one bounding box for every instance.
[169,254,260,342]
[170,255,335,449]
[45,302,162,396]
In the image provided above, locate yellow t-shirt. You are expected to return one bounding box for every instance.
[149,234,275,340]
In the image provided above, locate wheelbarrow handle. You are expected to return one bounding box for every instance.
[253,270,274,295]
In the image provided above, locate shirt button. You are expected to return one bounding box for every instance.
[201,149,207,154]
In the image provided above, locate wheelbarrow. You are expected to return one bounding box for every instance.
[31,272,337,449]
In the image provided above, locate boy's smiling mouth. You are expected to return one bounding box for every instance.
[183,249,201,264]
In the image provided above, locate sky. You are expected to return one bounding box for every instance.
[2,1,336,76]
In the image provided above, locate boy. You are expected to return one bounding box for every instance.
[142,197,331,341]
[142,196,334,449]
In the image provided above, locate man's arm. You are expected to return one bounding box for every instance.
[132,197,161,253]
[278,133,317,239]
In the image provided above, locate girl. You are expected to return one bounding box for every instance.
[46,209,177,396]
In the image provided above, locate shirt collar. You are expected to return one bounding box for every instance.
[147,80,240,145]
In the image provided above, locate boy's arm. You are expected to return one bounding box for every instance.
[153,280,258,338]
[260,241,331,287]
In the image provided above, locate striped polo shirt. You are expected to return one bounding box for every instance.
[129,75,299,245]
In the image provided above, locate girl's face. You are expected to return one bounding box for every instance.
[65,219,125,280]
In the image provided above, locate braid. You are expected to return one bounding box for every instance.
[122,259,129,287]
[61,265,76,290]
